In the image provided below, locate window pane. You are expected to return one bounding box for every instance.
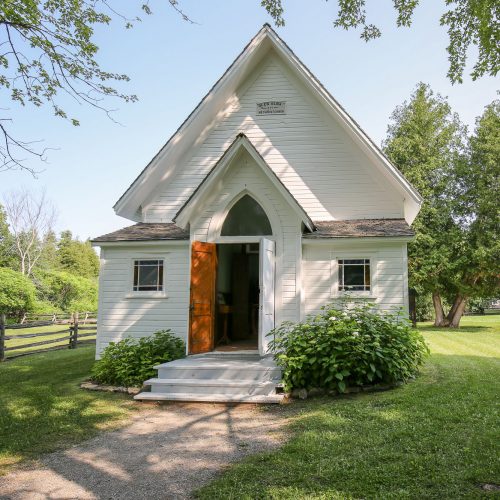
[221,195,272,236]
[343,265,365,289]
[339,259,370,291]
[133,260,164,291]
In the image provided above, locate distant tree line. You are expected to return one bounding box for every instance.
[0,191,99,319]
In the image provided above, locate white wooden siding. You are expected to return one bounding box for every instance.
[302,240,409,316]
[144,55,403,223]
[96,244,190,357]
[190,151,302,326]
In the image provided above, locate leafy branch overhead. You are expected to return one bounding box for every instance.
[262,0,500,84]
[0,0,193,174]
[0,1,497,174]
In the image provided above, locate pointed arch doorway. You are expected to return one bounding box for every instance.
[188,195,276,356]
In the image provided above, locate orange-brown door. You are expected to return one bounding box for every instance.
[189,241,217,354]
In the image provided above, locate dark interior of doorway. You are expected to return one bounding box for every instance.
[215,243,259,351]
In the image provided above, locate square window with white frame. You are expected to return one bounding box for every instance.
[133,259,164,292]
[338,259,371,292]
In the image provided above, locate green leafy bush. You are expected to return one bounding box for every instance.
[0,268,36,319]
[91,330,185,387]
[33,270,97,312]
[269,304,429,393]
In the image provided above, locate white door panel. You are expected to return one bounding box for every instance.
[259,238,275,355]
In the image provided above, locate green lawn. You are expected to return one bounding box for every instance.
[0,346,135,474]
[197,315,500,499]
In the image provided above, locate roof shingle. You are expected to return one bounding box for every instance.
[92,223,189,243]
[304,219,414,238]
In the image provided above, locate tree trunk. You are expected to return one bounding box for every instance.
[432,292,448,326]
[409,289,417,327]
[448,296,467,328]
[446,295,463,323]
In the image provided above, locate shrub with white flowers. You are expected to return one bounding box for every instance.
[268,303,428,393]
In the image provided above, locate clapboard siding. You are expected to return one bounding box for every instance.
[302,242,408,316]
[96,244,190,357]
[190,150,301,326]
[144,55,403,223]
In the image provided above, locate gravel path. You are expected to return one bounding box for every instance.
[0,403,288,500]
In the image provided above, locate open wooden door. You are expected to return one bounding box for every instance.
[189,241,217,354]
[259,238,275,355]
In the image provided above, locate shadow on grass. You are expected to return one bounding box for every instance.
[0,346,133,472]
[417,325,491,333]
[196,353,500,499]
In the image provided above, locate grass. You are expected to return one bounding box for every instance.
[4,323,96,358]
[0,345,135,474]
[197,315,500,499]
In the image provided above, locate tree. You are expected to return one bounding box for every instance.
[37,229,58,270]
[34,269,97,312]
[0,267,36,318]
[57,230,99,278]
[0,203,17,268]
[262,0,499,84]
[0,1,192,174]
[383,83,466,326]
[2,189,56,275]
[445,101,500,325]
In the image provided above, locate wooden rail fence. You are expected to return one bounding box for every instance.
[0,312,97,361]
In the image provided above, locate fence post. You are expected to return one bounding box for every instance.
[0,314,5,362]
[70,312,79,349]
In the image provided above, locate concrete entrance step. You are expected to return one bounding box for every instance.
[144,378,279,396]
[155,355,281,382]
[138,353,283,403]
[134,392,285,404]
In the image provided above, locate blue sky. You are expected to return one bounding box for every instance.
[1,0,497,240]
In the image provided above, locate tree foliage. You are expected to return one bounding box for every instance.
[0,267,36,317]
[454,101,500,298]
[383,83,465,297]
[384,84,499,327]
[0,191,99,316]
[57,230,99,278]
[262,0,499,84]
[0,0,194,173]
[34,269,97,312]
[0,203,16,268]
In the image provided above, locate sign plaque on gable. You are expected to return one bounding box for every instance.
[256,101,286,115]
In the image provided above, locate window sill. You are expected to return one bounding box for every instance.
[331,294,377,300]
[124,293,168,300]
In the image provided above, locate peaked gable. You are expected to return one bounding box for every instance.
[174,133,315,232]
[115,25,422,224]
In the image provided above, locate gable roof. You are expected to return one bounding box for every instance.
[114,24,422,224]
[173,133,315,231]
